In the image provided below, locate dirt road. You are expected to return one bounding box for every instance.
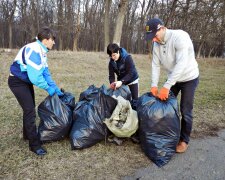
[123,129,225,180]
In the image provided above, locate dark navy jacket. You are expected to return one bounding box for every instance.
[108,48,139,85]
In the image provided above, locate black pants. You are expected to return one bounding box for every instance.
[128,83,139,100]
[170,77,199,144]
[8,76,41,150]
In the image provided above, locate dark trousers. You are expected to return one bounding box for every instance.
[128,83,139,100]
[170,77,199,144]
[8,76,41,150]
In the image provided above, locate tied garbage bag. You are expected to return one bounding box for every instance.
[104,96,138,137]
[78,85,100,102]
[107,85,132,101]
[70,85,117,149]
[137,92,180,167]
[38,92,75,142]
[59,91,76,111]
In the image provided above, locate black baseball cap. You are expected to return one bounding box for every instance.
[145,18,164,41]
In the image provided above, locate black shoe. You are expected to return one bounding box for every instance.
[31,147,47,156]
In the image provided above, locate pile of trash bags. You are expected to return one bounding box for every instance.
[70,85,117,149]
[37,85,180,167]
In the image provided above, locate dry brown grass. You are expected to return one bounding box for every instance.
[0,49,225,179]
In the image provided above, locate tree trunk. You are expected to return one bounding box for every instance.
[104,0,111,52]
[57,0,64,50]
[73,13,81,51]
[208,47,214,58]
[31,0,36,38]
[8,22,13,49]
[8,0,17,49]
[113,0,129,45]
[165,0,178,27]
[197,41,204,59]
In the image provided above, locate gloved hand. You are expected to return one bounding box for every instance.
[150,87,158,96]
[110,82,116,90]
[157,87,169,101]
[46,86,56,96]
[115,81,122,89]
[55,87,64,96]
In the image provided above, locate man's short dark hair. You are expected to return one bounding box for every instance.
[37,27,56,41]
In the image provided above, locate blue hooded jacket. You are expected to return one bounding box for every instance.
[10,40,57,90]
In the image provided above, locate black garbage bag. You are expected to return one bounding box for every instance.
[137,92,180,167]
[107,85,132,101]
[38,92,74,142]
[70,85,117,149]
[78,85,99,102]
[130,99,138,110]
[59,91,76,111]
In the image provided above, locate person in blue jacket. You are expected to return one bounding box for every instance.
[8,27,63,156]
[107,43,139,101]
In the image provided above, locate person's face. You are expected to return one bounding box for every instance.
[111,51,120,61]
[43,38,55,50]
[153,28,165,44]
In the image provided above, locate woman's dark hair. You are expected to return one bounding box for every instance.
[107,43,120,57]
[32,27,56,42]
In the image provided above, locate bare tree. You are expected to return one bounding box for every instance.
[30,0,37,38]
[73,0,81,51]
[113,0,129,45]
[1,0,17,49]
[136,0,154,53]
[0,0,224,56]
[164,0,178,27]
[104,0,112,52]
[64,0,74,50]
[57,0,64,50]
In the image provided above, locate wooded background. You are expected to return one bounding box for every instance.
[0,0,224,57]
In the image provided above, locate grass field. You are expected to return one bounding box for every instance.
[0,49,225,179]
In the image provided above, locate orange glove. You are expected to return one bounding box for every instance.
[110,82,116,90]
[150,87,158,96]
[157,87,169,101]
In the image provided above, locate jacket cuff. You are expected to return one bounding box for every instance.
[163,83,172,90]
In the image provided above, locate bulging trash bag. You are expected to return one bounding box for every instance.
[107,85,132,101]
[38,92,74,142]
[78,84,99,102]
[104,96,138,137]
[70,85,117,149]
[137,92,180,167]
[59,91,76,111]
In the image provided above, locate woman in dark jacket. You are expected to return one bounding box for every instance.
[107,43,139,100]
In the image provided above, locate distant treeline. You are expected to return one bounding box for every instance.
[0,0,224,57]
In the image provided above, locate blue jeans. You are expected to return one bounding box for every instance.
[170,77,199,144]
